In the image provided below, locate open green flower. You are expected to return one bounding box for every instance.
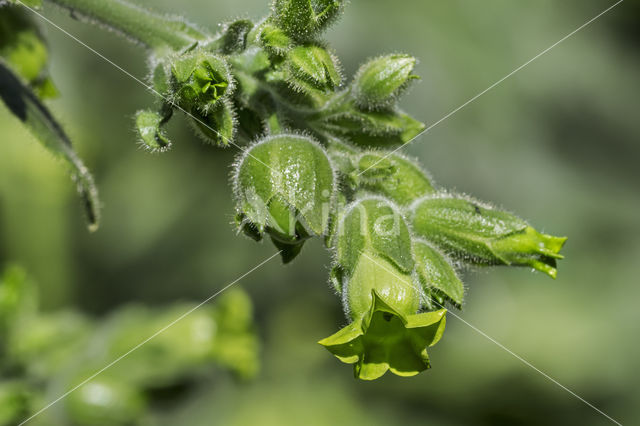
[169,49,233,111]
[319,290,446,380]
[321,197,447,379]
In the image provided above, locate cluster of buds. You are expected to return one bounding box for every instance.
[217,0,565,379]
[1,0,567,381]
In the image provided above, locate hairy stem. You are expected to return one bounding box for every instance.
[44,0,209,50]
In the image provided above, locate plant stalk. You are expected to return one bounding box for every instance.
[44,0,209,50]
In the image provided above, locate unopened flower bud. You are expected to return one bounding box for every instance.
[286,44,341,92]
[272,0,344,42]
[352,54,418,110]
[410,195,567,278]
[258,22,292,54]
[319,107,425,148]
[233,134,336,261]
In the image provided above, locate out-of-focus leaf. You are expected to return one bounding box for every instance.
[0,60,100,230]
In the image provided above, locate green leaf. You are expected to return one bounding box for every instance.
[0,382,31,426]
[0,60,100,230]
[413,239,464,307]
[319,290,446,380]
[210,288,260,379]
[65,377,145,426]
[352,54,419,110]
[357,152,435,205]
[135,109,171,152]
[410,195,567,278]
[233,134,336,246]
[0,265,37,342]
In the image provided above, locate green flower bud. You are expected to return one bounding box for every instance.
[286,44,341,92]
[170,50,233,110]
[0,6,57,98]
[356,152,435,205]
[410,195,567,278]
[352,54,419,110]
[320,197,447,380]
[233,134,336,262]
[413,239,464,308]
[65,377,145,426]
[216,19,254,54]
[135,109,171,152]
[190,98,236,146]
[321,107,425,148]
[258,22,292,54]
[272,0,344,42]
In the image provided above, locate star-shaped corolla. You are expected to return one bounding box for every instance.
[319,290,446,380]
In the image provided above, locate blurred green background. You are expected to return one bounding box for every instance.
[1,0,639,424]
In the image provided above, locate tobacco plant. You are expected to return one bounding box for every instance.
[0,0,566,380]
